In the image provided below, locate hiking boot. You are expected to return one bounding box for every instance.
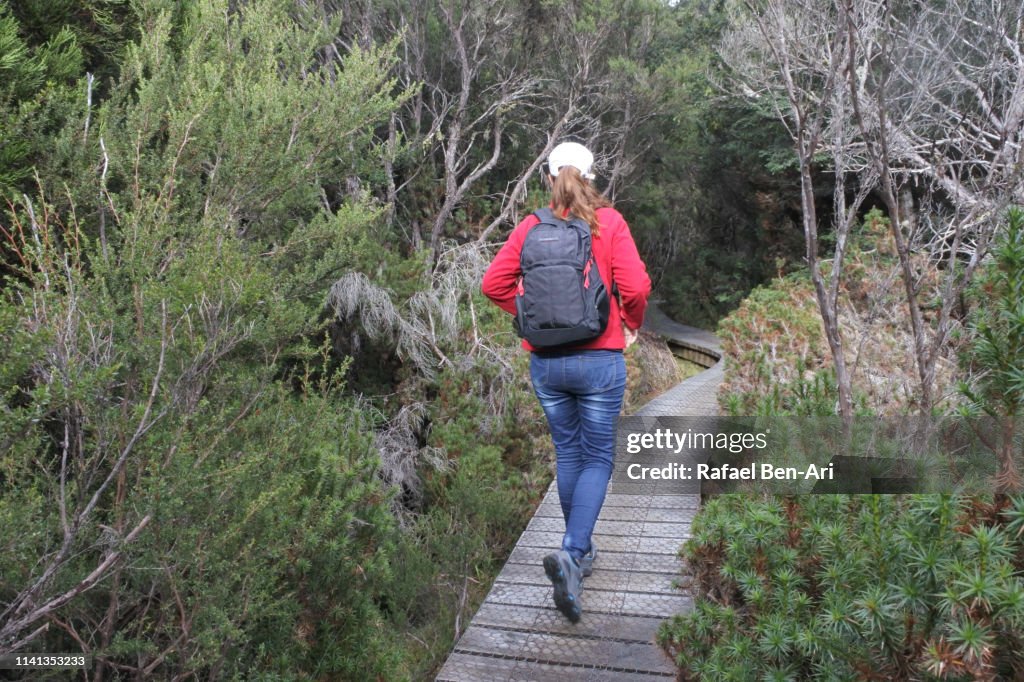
[543,550,583,623]
[579,545,597,577]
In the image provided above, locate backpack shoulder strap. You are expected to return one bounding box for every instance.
[532,207,561,226]
[532,208,617,296]
[533,207,595,236]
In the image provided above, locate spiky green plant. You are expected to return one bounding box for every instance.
[659,494,1024,680]
[958,207,1024,494]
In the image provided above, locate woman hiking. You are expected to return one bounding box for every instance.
[481,141,651,622]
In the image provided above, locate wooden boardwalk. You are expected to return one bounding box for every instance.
[436,305,723,681]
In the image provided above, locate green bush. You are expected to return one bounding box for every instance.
[717,272,842,415]
[659,494,1024,680]
[671,210,1024,680]
[0,1,425,678]
[958,207,1024,493]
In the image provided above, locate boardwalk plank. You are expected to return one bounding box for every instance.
[543,491,701,509]
[483,583,693,619]
[435,652,518,682]
[515,531,689,556]
[455,626,673,675]
[471,603,666,643]
[485,583,626,613]
[526,517,692,538]
[437,652,677,682]
[511,659,675,681]
[533,503,700,521]
[495,563,684,594]
[506,546,683,573]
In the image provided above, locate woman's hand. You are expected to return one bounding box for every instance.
[623,323,638,349]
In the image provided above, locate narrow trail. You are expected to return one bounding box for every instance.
[436,304,723,681]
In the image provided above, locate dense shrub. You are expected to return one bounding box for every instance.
[958,207,1024,493]
[717,271,829,414]
[716,209,964,417]
[666,210,1024,680]
[659,494,1024,680]
[0,2,513,678]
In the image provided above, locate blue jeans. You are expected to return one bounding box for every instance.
[529,349,626,562]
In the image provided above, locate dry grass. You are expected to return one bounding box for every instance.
[624,330,684,412]
[718,242,963,414]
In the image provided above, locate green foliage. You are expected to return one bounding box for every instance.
[674,211,1024,678]
[0,209,413,678]
[120,383,408,680]
[0,3,82,104]
[0,0,433,677]
[369,354,547,678]
[662,247,766,330]
[0,0,137,196]
[959,207,1024,420]
[0,2,81,193]
[624,0,802,329]
[659,494,1024,680]
[958,207,1024,492]
[717,272,842,415]
[4,0,135,82]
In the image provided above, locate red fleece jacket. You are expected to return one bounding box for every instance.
[481,206,651,352]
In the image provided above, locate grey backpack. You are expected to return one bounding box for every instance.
[514,208,611,348]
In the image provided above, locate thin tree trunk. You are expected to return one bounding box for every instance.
[800,158,853,421]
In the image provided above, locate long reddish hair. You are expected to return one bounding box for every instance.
[551,167,612,236]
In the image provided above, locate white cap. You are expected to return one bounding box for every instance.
[548,142,595,180]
